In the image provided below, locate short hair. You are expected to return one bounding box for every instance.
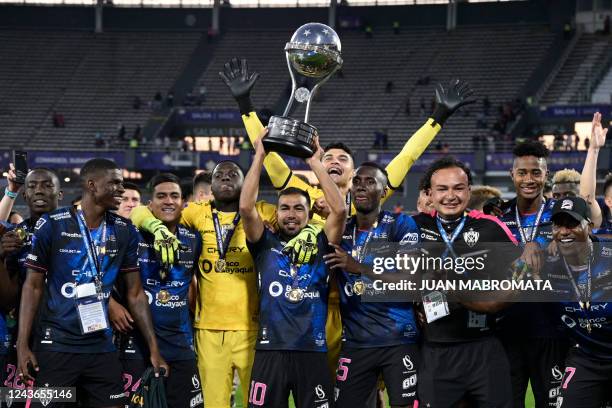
[278,187,311,210]
[423,156,473,186]
[149,173,182,193]
[27,167,60,187]
[193,170,212,191]
[357,161,389,185]
[512,140,550,159]
[468,185,502,210]
[80,158,119,182]
[552,169,580,185]
[212,161,244,176]
[603,173,612,196]
[123,182,141,195]
[323,142,353,160]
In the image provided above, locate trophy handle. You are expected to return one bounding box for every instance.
[283,51,298,118]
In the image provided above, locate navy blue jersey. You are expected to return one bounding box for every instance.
[337,211,420,349]
[117,224,201,361]
[24,207,140,353]
[498,197,563,338]
[499,198,555,246]
[544,239,612,360]
[0,311,8,355]
[247,228,331,352]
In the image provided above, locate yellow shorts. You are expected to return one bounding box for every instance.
[326,301,342,378]
[194,329,257,408]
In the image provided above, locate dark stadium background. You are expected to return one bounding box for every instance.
[0,2,610,403]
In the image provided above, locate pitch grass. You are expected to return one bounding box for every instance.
[234,382,537,407]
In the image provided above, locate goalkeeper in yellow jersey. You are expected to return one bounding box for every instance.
[130,161,277,408]
[220,57,474,378]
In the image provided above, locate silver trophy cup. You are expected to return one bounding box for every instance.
[264,23,343,158]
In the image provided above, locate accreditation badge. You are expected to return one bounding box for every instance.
[422,291,449,323]
[75,282,108,334]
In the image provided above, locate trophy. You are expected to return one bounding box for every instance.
[264,23,343,158]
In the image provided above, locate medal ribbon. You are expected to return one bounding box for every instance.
[515,202,545,244]
[350,213,383,264]
[561,251,592,312]
[212,209,240,261]
[436,215,466,259]
[76,210,108,291]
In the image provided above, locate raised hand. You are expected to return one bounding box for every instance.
[432,79,476,125]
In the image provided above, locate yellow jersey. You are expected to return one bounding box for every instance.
[181,200,277,331]
[131,201,277,331]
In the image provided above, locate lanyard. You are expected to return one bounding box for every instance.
[515,202,545,244]
[561,253,592,312]
[212,209,240,260]
[436,215,466,259]
[76,210,107,289]
[351,214,381,263]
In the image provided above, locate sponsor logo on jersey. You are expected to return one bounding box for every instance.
[402,374,417,389]
[402,355,414,371]
[61,232,82,239]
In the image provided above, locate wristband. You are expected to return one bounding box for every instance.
[4,187,17,199]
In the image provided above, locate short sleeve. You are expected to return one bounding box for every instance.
[256,201,278,227]
[24,215,53,273]
[394,214,420,246]
[180,201,204,230]
[120,224,141,274]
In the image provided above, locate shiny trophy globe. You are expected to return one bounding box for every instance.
[264,22,343,158]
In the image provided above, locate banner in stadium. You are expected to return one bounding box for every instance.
[175,108,242,124]
[486,151,586,171]
[539,104,612,118]
[0,151,125,169]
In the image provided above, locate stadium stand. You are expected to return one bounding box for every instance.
[540,33,612,105]
[0,30,202,150]
[196,24,557,152]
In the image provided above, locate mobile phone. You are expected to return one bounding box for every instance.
[12,150,28,185]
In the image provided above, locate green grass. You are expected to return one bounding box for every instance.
[235,380,537,407]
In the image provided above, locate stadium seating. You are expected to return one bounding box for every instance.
[0,30,201,150]
[195,24,556,152]
[540,33,612,105]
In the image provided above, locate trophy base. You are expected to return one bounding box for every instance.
[264,116,318,158]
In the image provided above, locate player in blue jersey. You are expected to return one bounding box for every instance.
[413,156,519,407]
[0,168,63,398]
[498,141,576,408]
[541,196,612,407]
[323,162,421,408]
[240,133,347,408]
[16,158,168,408]
[111,173,203,408]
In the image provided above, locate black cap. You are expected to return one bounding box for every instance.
[551,196,591,224]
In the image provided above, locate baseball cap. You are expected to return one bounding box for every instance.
[551,196,591,224]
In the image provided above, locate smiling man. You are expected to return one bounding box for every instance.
[130,161,277,407]
[498,141,570,408]
[542,197,612,408]
[116,182,141,219]
[112,173,203,408]
[0,168,63,393]
[240,134,346,407]
[16,158,167,408]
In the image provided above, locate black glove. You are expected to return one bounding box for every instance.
[219,57,260,115]
[431,79,475,126]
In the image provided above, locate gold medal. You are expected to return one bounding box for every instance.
[287,288,304,303]
[215,258,226,272]
[353,280,365,296]
[157,290,171,304]
[14,227,26,241]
